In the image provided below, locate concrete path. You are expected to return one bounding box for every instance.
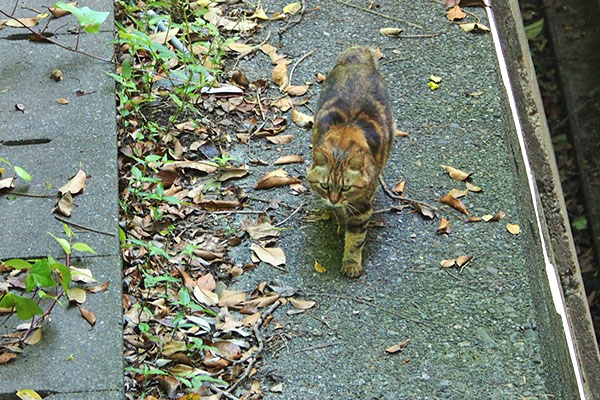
[226,0,585,398]
[0,0,122,398]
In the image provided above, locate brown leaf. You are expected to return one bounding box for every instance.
[24,328,42,345]
[271,96,293,111]
[455,255,473,268]
[465,216,482,222]
[314,260,327,273]
[57,98,69,104]
[441,165,471,181]
[0,351,17,365]
[157,375,179,398]
[163,341,187,356]
[250,243,286,266]
[380,27,403,36]
[198,199,240,211]
[67,287,87,304]
[218,289,248,307]
[193,286,219,306]
[5,16,40,28]
[0,177,15,191]
[176,266,195,290]
[459,22,491,33]
[87,281,110,293]
[265,135,293,145]
[241,217,281,240]
[244,293,280,308]
[242,312,261,327]
[394,129,409,137]
[284,85,309,96]
[448,188,468,199]
[55,192,73,217]
[167,160,217,174]
[482,211,505,222]
[288,298,316,310]
[273,61,289,89]
[392,180,406,195]
[436,218,451,235]
[291,107,314,129]
[218,165,249,181]
[77,304,96,326]
[197,273,216,291]
[274,155,304,165]
[260,43,286,64]
[232,70,249,87]
[255,168,301,189]
[440,259,456,268]
[506,223,521,235]
[228,42,254,54]
[316,72,326,82]
[59,169,86,195]
[385,339,411,354]
[412,202,437,219]
[70,267,96,283]
[446,5,466,21]
[50,69,64,81]
[440,193,469,215]
[49,2,77,18]
[465,181,482,192]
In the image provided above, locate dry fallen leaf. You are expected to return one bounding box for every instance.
[70,267,96,283]
[24,328,42,345]
[218,289,248,307]
[255,168,301,189]
[394,129,409,137]
[242,217,281,240]
[448,188,468,199]
[314,260,327,273]
[459,22,491,33]
[77,304,96,326]
[157,375,179,398]
[274,155,304,165]
[198,199,240,211]
[465,181,482,192]
[55,192,73,217]
[218,165,249,181]
[380,27,403,37]
[289,298,316,310]
[49,2,77,18]
[59,169,86,195]
[265,135,293,145]
[436,218,451,235]
[67,287,87,304]
[446,5,466,21]
[0,177,15,191]
[250,7,269,20]
[57,98,69,104]
[440,193,469,215]
[385,339,411,354]
[273,61,289,89]
[466,216,483,222]
[0,351,17,365]
[5,16,41,28]
[50,69,64,81]
[87,281,110,293]
[316,72,326,82]
[283,2,302,14]
[284,85,309,96]
[392,180,406,195]
[441,165,471,181]
[250,243,286,266]
[291,107,314,129]
[261,43,286,64]
[412,202,437,219]
[166,160,218,174]
[149,27,179,44]
[506,223,521,235]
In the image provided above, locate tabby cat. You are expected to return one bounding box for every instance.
[307,46,395,278]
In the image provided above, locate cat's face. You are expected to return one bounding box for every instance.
[307,147,369,207]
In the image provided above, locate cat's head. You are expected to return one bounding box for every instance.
[307,147,372,207]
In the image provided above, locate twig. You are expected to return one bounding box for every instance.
[288,49,316,87]
[5,192,54,198]
[275,202,304,227]
[53,215,116,237]
[278,0,305,38]
[333,0,423,29]
[233,30,272,69]
[288,342,341,355]
[256,90,265,120]
[0,8,115,64]
[378,176,438,212]
[205,209,266,215]
[224,300,283,395]
[396,33,440,38]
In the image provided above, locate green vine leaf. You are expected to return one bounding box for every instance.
[48,232,71,255]
[54,2,109,33]
[13,166,32,181]
[0,293,44,320]
[72,242,96,254]
[25,259,57,293]
[3,259,32,270]
[51,262,72,296]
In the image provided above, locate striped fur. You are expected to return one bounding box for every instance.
[307,46,394,277]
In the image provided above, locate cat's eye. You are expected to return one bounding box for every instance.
[320,182,329,190]
[342,185,351,191]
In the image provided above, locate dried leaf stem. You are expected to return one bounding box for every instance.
[378,176,438,212]
[275,202,304,227]
[288,49,316,87]
[54,216,116,237]
[223,299,283,395]
[333,0,423,29]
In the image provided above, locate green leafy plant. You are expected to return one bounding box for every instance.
[0,157,32,182]
[0,224,97,357]
[54,2,109,33]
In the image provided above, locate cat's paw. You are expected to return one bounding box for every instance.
[341,262,363,278]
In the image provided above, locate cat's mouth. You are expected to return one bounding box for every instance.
[324,198,348,208]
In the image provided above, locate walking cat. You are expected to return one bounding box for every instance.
[307,46,395,277]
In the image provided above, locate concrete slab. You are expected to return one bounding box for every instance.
[218,0,581,398]
[0,255,123,398]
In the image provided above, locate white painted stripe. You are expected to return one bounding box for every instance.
[485,2,586,398]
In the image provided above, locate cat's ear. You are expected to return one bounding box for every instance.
[347,152,365,170]
[313,147,331,165]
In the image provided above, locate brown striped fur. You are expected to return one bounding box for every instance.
[307,46,394,277]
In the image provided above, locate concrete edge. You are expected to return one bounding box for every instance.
[492,1,600,398]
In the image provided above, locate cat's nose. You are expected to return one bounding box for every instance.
[328,191,341,204]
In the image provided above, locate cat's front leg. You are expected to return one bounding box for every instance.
[341,209,371,277]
